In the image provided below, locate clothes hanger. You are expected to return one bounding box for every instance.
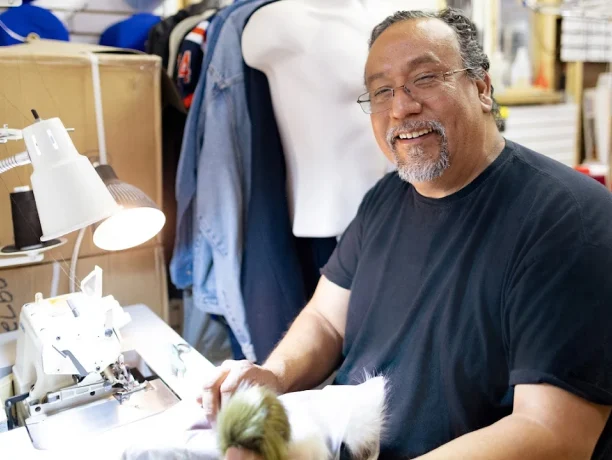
[0,1,67,44]
[0,17,26,43]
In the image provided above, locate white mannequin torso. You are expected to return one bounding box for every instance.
[242,0,437,237]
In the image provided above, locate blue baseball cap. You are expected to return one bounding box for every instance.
[0,4,69,46]
[99,13,161,52]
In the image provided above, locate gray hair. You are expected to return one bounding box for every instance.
[369,8,502,129]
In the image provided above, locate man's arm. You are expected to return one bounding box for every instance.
[263,275,349,392]
[416,384,611,460]
[199,275,349,418]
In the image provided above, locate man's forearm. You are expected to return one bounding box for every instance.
[415,413,587,460]
[262,306,343,393]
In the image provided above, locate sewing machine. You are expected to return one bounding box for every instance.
[0,111,211,455]
[0,267,198,452]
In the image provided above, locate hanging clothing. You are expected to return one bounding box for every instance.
[182,289,232,366]
[160,73,187,281]
[167,10,216,79]
[163,9,225,365]
[146,1,216,69]
[99,13,161,52]
[0,4,68,46]
[241,65,336,362]
[174,19,213,109]
[171,0,276,362]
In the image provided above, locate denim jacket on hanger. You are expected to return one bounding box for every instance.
[171,0,274,362]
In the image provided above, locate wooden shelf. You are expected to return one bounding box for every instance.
[496,87,565,106]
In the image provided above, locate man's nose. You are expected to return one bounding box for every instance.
[390,87,422,119]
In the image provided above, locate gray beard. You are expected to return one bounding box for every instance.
[394,143,450,184]
[386,120,450,184]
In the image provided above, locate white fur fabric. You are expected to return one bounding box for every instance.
[122,376,386,460]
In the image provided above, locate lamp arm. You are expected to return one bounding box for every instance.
[0,151,31,175]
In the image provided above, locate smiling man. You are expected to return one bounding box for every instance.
[200,9,612,459]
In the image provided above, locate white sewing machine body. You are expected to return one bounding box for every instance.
[13,267,130,402]
[3,267,185,451]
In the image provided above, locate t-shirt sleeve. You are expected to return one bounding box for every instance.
[321,182,379,290]
[320,211,363,290]
[504,242,612,405]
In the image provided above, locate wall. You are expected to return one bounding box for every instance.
[2,0,180,44]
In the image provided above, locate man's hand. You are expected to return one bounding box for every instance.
[197,276,348,423]
[197,360,284,422]
[224,447,264,460]
[197,276,348,424]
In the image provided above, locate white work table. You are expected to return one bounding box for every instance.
[0,304,215,459]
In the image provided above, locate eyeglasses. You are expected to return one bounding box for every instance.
[357,67,476,114]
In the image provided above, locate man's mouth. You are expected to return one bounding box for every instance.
[396,127,434,140]
[393,128,436,147]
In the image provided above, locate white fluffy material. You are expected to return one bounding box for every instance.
[340,376,387,458]
[122,376,387,460]
[279,375,387,459]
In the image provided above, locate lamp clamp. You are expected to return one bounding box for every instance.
[0,124,23,144]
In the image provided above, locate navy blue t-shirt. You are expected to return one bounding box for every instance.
[321,140,612,459]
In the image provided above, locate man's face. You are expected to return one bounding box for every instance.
[365,18,490,184]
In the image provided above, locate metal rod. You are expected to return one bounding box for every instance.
[523,0,612,19]
[43,7,134,16]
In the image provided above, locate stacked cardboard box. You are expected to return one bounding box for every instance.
[0,39,169,328]
[0,245,168,334]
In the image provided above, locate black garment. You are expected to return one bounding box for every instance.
[145,1,214,68]
[321,140,612,459]
[241,64,336,363]
[173,19,211,109]
[160,74,186,295]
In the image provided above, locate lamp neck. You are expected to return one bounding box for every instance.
[0,151,31,175]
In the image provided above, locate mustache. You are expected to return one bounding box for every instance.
[386,120,445,146]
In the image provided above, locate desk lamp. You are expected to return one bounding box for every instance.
[0,110,164,258]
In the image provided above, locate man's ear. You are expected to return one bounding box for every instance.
[475,72,494,114]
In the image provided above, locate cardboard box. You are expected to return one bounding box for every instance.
[0,39,163,261]
[0,245,168,335]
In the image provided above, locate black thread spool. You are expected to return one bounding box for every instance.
[9,187,44,251]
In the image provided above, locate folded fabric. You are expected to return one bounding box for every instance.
[99,13,161,52]
[122,376,386,460]
[0,4,69,46]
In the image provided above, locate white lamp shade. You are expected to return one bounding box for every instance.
[93,207,166,251]
[92,164,166,251]
[24,118,120,241]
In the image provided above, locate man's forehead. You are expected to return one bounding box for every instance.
[365,18,460,84]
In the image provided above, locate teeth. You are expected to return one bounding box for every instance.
[397,128,432,140]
